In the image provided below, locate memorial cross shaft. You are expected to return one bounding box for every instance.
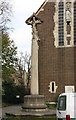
[26,13,42,95]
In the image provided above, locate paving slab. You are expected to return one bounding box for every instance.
[2,105,56,117]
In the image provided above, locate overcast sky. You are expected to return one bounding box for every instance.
[10,0,45,56]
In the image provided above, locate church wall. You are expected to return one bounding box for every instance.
[74,47,76,90]
[37,2,76,102]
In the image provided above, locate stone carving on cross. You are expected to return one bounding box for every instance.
[26,13,42,46]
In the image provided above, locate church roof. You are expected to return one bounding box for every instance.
[36,0,56,15]
[36,0,48,15]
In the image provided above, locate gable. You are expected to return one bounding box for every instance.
[36,0,50,15]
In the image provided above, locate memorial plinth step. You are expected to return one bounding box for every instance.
[22,95,47,111]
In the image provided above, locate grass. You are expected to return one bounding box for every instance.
[6,115,56,120]
[46,103,56,110]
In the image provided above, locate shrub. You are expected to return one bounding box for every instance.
[2,80,29,104]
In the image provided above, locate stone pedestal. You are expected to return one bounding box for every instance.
[22,95,47,111]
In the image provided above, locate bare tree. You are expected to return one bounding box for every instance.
[17,52,31,88]
[0,0,13,31]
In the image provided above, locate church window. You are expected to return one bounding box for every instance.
[74,1,76,45]
[52,82,54,92]
[54,1,75,47]
[58,1,64,46]
[49,81,58,93]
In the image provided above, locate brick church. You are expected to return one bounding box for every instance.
[27,0,76,102]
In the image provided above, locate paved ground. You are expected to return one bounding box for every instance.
[2,105,22,117]
[2,104,56,118]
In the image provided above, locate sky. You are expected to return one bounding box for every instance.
[10,0,45,56]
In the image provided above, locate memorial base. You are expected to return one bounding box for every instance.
[22,95,47,112]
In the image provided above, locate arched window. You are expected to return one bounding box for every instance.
[54,1,75,47]
[52,82,54,92]
[49,81,58,93]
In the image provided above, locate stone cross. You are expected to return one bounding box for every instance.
[26,13,42,95]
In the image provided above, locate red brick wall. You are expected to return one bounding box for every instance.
[37,2,76,102]
[74,48,76,91]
